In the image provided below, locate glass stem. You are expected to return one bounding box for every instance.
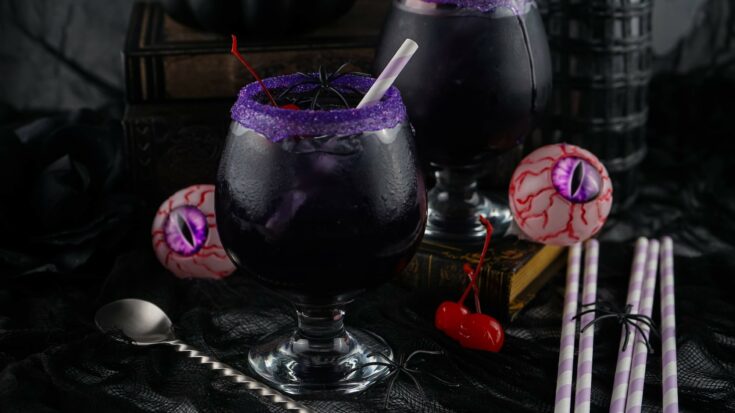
[432,165,485,217]
[293,305,350,354]
[425,163,513,242]
[428,164,487,229]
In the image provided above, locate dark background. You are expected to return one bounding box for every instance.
[1,1,734,412]
[2,0,734,115]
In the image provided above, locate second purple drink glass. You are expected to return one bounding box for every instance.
[375,0,552,242]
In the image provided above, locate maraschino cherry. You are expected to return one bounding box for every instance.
[434,216,505,352]
[458,313,504,352]
[435,298,469,341]
[435,263,477,341]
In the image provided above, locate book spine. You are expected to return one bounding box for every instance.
[399,252,511,321]
[483,266,511,321]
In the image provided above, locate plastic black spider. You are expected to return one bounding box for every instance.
[573,300,659,353]
[348,350,459,410]
[276,63,369,110]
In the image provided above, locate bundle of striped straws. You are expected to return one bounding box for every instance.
[554,237,679,413]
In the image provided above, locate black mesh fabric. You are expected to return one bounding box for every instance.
[2,75,735,412]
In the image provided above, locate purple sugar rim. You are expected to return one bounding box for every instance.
[421,0,533,14]
[231,73,407,142]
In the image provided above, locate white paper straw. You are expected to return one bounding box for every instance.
[609,237,649,413]
[625,240,660,413]
[356,39,418,108]
[660,237,679,413]
[554,243,582,413]
[574,239,599,413]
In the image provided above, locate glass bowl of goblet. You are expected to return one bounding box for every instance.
[375,0,552,243]
[215,73,427,395]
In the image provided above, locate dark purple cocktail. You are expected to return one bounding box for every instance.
[375,0,552,242]
[215,73,427,394]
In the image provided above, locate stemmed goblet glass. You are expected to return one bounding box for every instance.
[375,0,552,242]
[215,73,427,394]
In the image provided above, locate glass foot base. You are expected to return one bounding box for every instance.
[248,327,394,395]
[425,191,513,245]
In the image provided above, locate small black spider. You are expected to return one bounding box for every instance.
[574,300,660,353]
[276,63,369,110]
[348,349,459,410]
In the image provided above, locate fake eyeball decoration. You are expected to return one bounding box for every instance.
[509,144,613,246]
[152,184,236,279]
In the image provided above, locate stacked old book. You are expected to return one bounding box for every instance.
[401,238,565,322]
[123,1,564,320]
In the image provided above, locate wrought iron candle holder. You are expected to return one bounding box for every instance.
[533,0,652,210]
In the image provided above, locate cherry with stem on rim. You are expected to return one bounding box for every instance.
[230,35,299,110]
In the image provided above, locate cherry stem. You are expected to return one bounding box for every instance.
[230,34,278,107]
[457,265,477,308]
[474,216,493,279]
[457,267,482,314]
[470,271,482,314]
[456,216,494,314]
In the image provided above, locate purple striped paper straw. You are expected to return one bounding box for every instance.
[554,243,582,413]
[609,237,649,413]
[625,240,660,413]
[356,39,418,109]
[660,237,679,413]
[574,239,599,413]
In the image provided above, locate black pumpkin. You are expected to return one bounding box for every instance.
[162,0,356,35]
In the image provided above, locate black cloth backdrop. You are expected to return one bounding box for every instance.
[2,1,735,412]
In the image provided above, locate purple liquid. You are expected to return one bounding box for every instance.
[215,123,427,304]
[374,1,552,166]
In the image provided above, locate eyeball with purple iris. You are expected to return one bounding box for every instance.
[509,144,613,246]
[152,185,236,279]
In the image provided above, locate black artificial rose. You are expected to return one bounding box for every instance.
[0,110,138,277]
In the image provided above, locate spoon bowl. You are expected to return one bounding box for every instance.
[94,298,313,412]
[95,298,175,345]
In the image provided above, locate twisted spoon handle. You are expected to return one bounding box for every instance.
[166,340,313,413]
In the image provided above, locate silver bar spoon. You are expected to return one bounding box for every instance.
[95,298,313,413]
